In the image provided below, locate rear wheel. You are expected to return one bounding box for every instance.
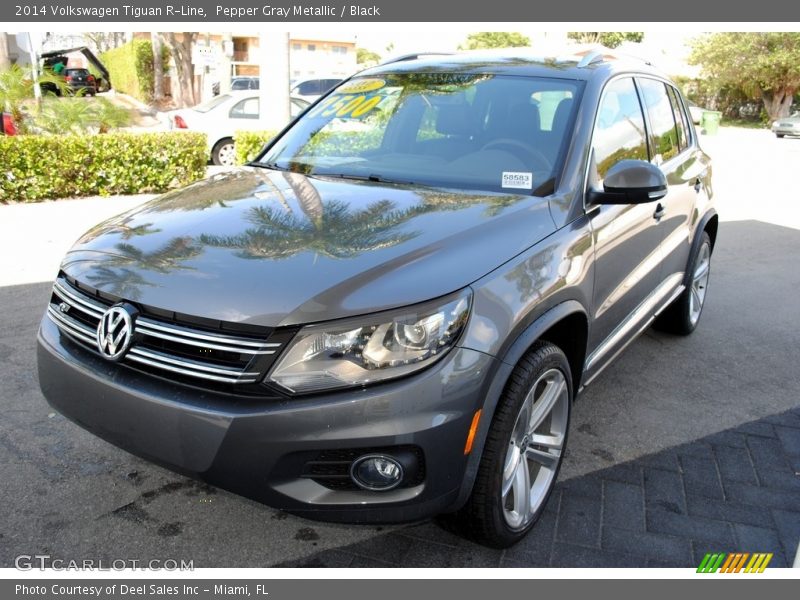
[776,133,785,138]
[655,231,712,335]
[446,341,571,548]
[212,138,236,166]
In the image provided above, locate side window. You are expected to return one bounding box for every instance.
[592,78,649,182]
[667,85,691,150]
[638,79,680,164]
[229,98,259,119]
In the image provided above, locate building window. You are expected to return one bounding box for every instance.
[307,44,316,51]
[332,46,348,55]
[292,43,301,51]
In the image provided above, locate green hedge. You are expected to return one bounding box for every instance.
[101,40,157,102]
[234,130,277,165]
[0,131,207,202]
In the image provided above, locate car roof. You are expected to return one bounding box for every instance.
[359,48,670,82]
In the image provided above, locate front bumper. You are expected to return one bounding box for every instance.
[772,124,800,136]
[37,316,497,523]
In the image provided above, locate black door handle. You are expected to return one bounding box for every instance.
[653,203,666,221]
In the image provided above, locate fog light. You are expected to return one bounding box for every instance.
[350,454,404,491]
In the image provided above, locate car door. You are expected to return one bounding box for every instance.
[584,77,667,377]
[637,78,711,287]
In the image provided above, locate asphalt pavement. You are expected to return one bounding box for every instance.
[0,128,798,568]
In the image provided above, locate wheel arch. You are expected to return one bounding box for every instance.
[685,209,718,288]
[451,299,589,511]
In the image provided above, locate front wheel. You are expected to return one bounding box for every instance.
[446,341,572,548]
[212,138,236,166]
[776,133,785,138]
[655,231,712,335]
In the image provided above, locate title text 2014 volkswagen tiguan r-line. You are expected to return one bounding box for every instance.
[38,51,716,547]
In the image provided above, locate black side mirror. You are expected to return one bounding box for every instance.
[588,159,667,205]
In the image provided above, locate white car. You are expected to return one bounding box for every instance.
[171,92,310,166]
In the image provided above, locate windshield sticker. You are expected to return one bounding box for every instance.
[501,172,533,190]
[336,78,386,94]
[309,94,383,119]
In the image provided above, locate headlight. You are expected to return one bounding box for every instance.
[267,289,472,394]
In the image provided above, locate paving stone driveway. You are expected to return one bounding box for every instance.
[276,409,800,568]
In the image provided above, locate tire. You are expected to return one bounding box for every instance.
[212,138,236,166]
[654,231,712,335]
[776,134,785,138]
[444,341,572,548]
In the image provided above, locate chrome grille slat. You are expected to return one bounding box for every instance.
[46,306,97,346]
[135,322,277,355]
[135,317,281,348]
[53,280,105,318]
[128,347,261,378]
[48,276,282,386]
[126,354,256,384]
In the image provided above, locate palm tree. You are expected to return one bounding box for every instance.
[0,64,65,132]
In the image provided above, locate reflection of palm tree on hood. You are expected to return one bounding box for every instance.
[199,200,420,260]
[85,266,155,301]
[83,237,203,299]
[108,237,203,273]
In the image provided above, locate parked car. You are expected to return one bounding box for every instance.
[212,77,260,96]
[771,112,800,138]
[171,92,310,165]
[290,77,342,102]
[37,51,716,548]
[0,112,17,135]
[231,76,260,91]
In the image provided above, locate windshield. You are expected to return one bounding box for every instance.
[256,73,582,195]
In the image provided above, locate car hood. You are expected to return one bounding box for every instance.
[61,168,556,327]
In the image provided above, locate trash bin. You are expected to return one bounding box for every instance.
[701,110,722,135]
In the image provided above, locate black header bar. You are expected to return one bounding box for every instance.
[4,0,800,22]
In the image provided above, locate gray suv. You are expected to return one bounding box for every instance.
[37,51,716,548]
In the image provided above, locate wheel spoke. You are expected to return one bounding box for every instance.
[511,456,532,518]
[690,287,702,313]
[527,376,565,434]
[502,445,521,497]
[526,446,560,470]
[529,432,564,449]
[694,260,709,281]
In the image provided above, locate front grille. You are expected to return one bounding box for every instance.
[47,275,287,386]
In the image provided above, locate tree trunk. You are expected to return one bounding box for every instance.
[761,88,795,120]
[0,33,11,70]
[151,33,164,101]
[163,33,196,107]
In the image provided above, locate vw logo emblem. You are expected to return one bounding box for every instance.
[96,304,135,361]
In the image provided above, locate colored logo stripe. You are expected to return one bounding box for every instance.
[697,552,773,573]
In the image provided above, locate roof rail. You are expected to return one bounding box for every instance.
[379,52,456,66]
[576,51,606,68]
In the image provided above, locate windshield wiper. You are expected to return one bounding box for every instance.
[250,160,289,171]
[323,173,416,186]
